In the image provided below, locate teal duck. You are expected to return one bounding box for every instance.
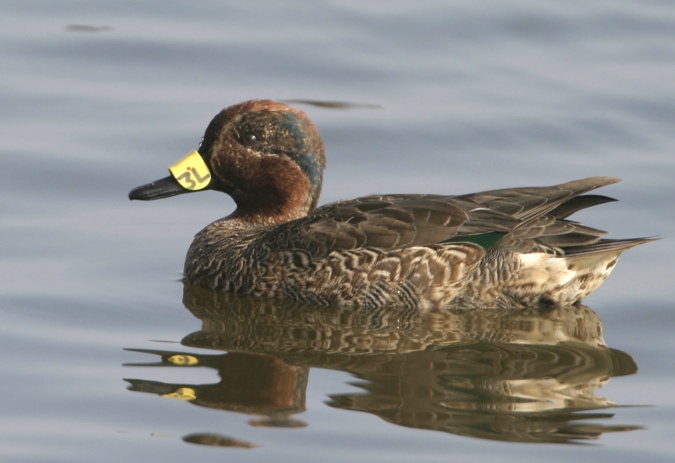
[129,99,652,309]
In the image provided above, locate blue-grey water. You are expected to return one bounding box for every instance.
[2,0,675,461]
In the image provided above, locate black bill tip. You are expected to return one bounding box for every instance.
[129,175,191,201]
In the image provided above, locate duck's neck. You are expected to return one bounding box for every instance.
[228,157,322,226]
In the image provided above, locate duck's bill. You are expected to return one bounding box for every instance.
[129,151,212,201]
[128,175,192,200]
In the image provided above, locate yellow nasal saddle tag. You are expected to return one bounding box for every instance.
[168,150,211,191]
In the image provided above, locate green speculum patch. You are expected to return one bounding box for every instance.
[441,231,507,249]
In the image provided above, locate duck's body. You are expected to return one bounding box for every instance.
[130,100,651,309]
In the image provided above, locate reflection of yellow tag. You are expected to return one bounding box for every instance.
[162,387,197,401]
[168,150,211,190]
[167,354,199,366]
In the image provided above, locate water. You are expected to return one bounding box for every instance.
[2,0,675,461]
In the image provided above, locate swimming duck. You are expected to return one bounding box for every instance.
[129,99,651,309]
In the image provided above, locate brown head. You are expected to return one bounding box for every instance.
[129,100,326,225]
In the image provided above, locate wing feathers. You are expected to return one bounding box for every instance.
[251,177,640,259]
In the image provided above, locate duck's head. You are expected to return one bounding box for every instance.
[129,100,325,225]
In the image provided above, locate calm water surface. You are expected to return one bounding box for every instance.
[2,1,675,462]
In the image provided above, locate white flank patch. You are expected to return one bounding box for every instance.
[518,253,576,286]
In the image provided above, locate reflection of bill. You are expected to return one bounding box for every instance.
[123,286,640,444]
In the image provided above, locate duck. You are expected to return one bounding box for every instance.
[129,99,652,309]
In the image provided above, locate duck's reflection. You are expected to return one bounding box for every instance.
[125,283,640,444]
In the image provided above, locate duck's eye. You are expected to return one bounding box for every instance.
[242,133,257,146]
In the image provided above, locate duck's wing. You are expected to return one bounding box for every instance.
[455,177,619,223]
[252,194,512,256]
[253,176,625,257]
[455,177,623,253]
